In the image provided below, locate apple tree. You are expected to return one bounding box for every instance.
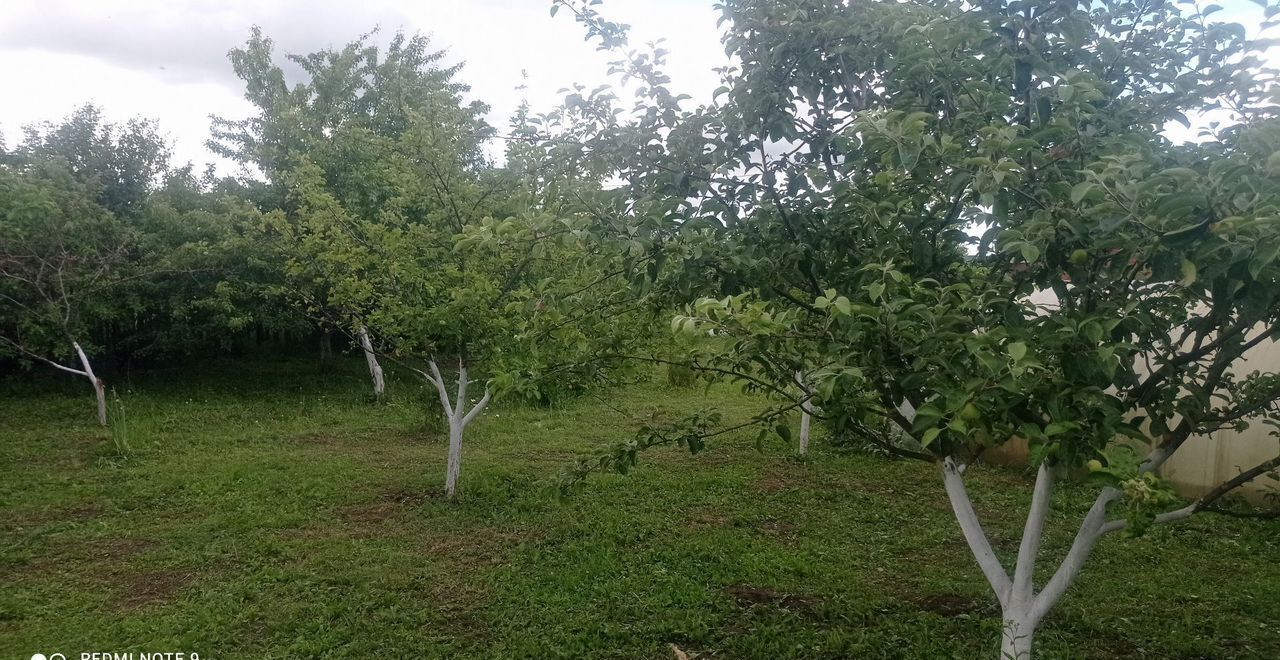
[552,0,1280,656]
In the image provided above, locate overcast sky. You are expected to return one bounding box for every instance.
[0,0,728,171]
[1,0,1274,172]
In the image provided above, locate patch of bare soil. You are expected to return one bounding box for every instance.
[113,568,197,610]
[668,642,717,659]
[908,592,984,617]
[724,584,822,614]
[380,487,433,506]
[684,511,731,529]
[753,462,807,494]
[290,431,343,446]
[335,501,402,529]
[758,518,797,539]
[419,526,544,569]
[82,537,158,562]
[4,534,203,610]
[282,486,439,541]
[1,535,154,581]
[2,500,104,533]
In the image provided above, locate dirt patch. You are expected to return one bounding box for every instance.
[292,486,440,540]
[684,511,731,529]
[113,568,197,610]
[336,502,403,529]
[2,500,104,533]
[753,462,806,494]
[2,536,156,581]
[724,584,821,614]
[339,486,435,523]
[667,642,713,659]
[290,431,343,446]
[380,487,433,507]
[758,518,796,539]
[2,534,200,610]
[82,537,158,563]
[420,526,544,568]
[909,592,983,617]
[754,474,793,494]
[60,501,105,521]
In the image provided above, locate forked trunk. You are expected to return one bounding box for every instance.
[941,459,1066,659]
[424,358,492,499]
[935,425,1260,658]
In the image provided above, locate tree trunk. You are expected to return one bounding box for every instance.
[795,370,812,454]
[1000,617,1034,659]
[935,436,1257,659]
[73,342,107,427]
[358,326,385,397]
[942,458,1059,659]
[424,358,492,500]
[445,420,464,498]
[799,406,811,453]
[319,330,334,372]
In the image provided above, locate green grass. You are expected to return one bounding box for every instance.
[2,354,1278,659]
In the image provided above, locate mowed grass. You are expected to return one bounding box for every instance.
[2,354,1278,659]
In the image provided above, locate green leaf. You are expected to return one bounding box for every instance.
[1045,422,1072,437]
[1008,342,1027,362]
[1020,244,1040,263]
[1070,181,1096,204]
[920,427,942,447]
[1179,258,1197,287]
[1251,240,1280,278]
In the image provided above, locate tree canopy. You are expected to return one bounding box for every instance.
[542,0,1280,656]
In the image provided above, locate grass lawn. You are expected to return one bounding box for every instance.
[2,354,1278,659]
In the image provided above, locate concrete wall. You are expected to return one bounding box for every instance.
[1161,334,1280,504]
[984,289,1278,504]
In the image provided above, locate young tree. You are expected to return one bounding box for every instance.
[227,29,640,497]
[211,27,490,380]
[0,162,129,425]
[552,0,1280,656]
[1,105,177,421]
[273,143,627,498]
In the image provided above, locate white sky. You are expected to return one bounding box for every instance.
[0,1,1273,172]
[0,0,728,171]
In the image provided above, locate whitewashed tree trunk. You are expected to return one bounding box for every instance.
[423,358,492,499]
[357,326,385,397]
[940,455,1140,659]
[73,342,107,424]
[2,338,107,425]
[795,370,812,454]
[1000,620,1034,660]
[932,424,1271,658]
[73,340,107,427]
